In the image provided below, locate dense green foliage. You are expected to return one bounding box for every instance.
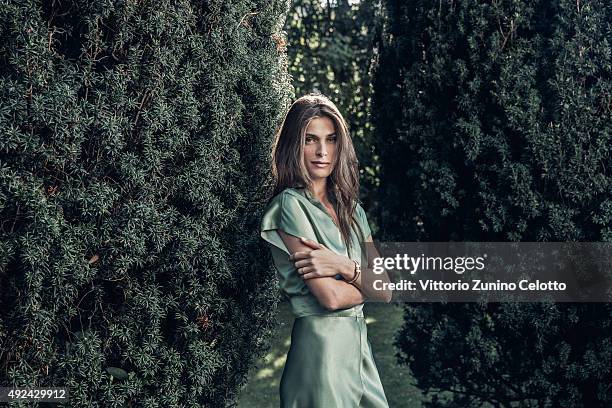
[285,0,382,202]
[0,0,290,406]
[373,0,612,406]
[374,0,611,243]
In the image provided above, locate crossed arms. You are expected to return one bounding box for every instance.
[277,230,392,311]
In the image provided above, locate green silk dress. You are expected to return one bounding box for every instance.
[260,187,389,408]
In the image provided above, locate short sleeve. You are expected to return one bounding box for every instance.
[356,203,372,240]
[260,191,319,255]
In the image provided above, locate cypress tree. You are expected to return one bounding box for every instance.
[373,0,611,406]
[0,0,291,406]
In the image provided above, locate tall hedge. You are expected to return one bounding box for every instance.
[373,0,611,406]
[0,0,291,406]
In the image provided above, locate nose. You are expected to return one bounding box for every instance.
[316,141,328,157]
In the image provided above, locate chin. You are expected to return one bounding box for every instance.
[308,169,332,179]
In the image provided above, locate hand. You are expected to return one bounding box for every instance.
[289,237,353,280]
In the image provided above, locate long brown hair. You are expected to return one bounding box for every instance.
[271,93,364,252]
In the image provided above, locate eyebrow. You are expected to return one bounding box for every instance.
[305,133,336,137]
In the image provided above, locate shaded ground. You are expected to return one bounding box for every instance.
[237,301,426,407]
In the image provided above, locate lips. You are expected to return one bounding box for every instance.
[311,161,331,168]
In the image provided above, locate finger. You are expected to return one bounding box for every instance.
[297,266,315,275]
[294,259,313,268]
[289,251,311,261]
[301,271,321,280]
[299,237,323,250]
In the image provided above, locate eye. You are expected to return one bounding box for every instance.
[328,136,337,143]
[305,137,316,144]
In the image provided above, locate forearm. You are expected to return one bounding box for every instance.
[325,278,365,310]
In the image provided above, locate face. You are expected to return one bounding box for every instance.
[303,116,337,181]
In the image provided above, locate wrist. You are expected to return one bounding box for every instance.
[340,257,355,280]
[347,260,361,284]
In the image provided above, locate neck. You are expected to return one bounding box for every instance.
[310,179,329,203]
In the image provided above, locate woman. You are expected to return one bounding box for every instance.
[260,93,392,407]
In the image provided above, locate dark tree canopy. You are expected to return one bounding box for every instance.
[373,0,612,406]
[374,0,611,243]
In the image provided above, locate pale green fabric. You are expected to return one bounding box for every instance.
[260,187,388,408]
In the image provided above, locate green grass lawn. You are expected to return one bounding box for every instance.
[237,301,427,408]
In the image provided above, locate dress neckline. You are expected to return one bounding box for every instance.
[292,187,340,228]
